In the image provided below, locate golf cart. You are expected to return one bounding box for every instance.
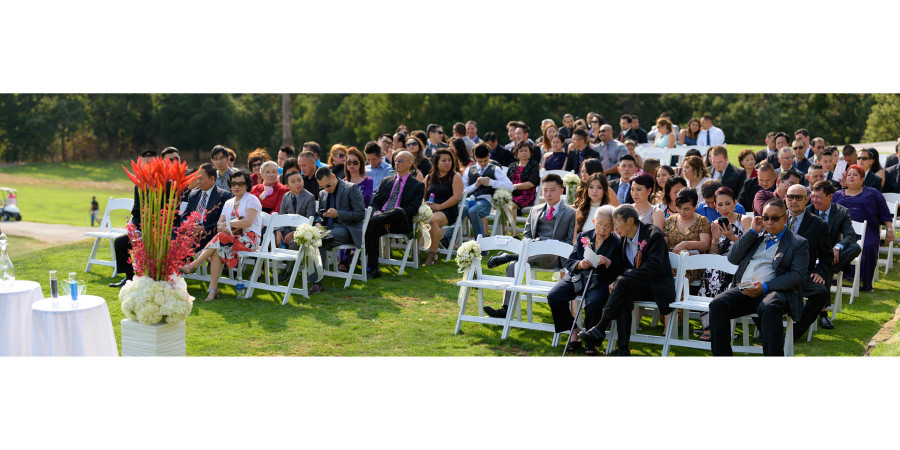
[0,188,22,221]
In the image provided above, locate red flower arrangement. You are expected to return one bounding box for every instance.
[122,158,202,281]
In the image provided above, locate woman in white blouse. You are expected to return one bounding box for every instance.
[183,170,261,301]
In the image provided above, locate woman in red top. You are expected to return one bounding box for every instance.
[250,160,289,213]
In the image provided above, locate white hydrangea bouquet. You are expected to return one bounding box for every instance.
[455,240,482,273]
[413,203,434,248]
[293,223,328,282]
[120,275,194,325]
[563,173,580,204]
[492,189,515,229]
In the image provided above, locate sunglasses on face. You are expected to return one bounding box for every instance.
[318,183,333,190]
[230,181,247,188]
[761,214,784,222]
[785,194,806,201]
[251,163,262,168]
[347,160,360,166]
[433,130,444,135]
[406,141,418,147]
[857,157,870,161]
[334,153,346,158]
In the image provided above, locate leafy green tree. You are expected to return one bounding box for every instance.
[863,94,900,142]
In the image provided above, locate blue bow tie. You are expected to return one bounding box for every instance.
[764,233,779,244]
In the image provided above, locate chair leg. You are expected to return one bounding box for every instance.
[344,249,360,288]
[85,237,101,273]
[245,259,263,298]
[662,310,676,356]
[454,286,470,335]
[282,260,303,305]
[107,238,118,276]
[606,322,617,355]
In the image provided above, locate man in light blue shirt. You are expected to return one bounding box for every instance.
[302,141,326,168]
[364,141,393,189]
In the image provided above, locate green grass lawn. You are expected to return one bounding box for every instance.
[12,238,900,356]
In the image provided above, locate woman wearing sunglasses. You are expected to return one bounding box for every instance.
[344,146,373,207]
[328,144,348,180]
[182,170,261,302]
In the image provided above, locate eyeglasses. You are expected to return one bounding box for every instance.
[251,163,262,168]
[792,146,804,150]
[406,141,418,147]
[347,160,360,166]
[230,181,247,188]
[785,194,806,201]
[433,130,444,135]
[318,183,333,190]
[761,214,785,222]
[591,120,600,124]
[857,157,870,161]
[212,156,228,161]
[394,159,407,164]
[334,153,346,159]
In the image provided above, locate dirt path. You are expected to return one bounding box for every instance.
[0,221,98,244]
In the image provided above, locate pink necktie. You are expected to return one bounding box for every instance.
[546,205,555,220]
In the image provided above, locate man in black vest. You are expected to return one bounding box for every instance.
[784,184,833,340]
[462,143,515,242]
[365,151,425,279]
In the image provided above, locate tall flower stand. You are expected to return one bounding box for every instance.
[121,319,186,356]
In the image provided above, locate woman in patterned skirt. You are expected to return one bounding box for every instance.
[183,170,262,301]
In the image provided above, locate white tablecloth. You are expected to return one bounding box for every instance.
[0,280,44,356]
[30,295,119,356]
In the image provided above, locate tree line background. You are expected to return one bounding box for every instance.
[1,93,898,164]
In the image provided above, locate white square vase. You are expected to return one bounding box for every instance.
[121,319,186,356]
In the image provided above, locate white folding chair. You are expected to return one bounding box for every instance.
[184,211,273,289]
[322,206,372,288]
[876,201,898,278]
[668,147,688,167]
[84,196,134,276]
[454,235,524,334]
[438,202,466,262]
[662,252,727,356]
[243,213,315,304]
[379,222,419,274]
[607,251,684,353]
[730,315,796,356]
[500,239,573,341]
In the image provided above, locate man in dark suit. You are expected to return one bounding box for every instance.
[885,139,899,169]
[483,174,576,319]
[792,139,812,174]
[179,163,233,249]
[784,185,833,340]
[708,145,746,195]
[708,198,809,356]
[818,147,842,191]
[564,128,600,175]
[578,205,676,355]
[618,114,639,143]
[883,161,900,194]
[365,151,424,279]
[609,154,638,204]
[737,162,777,213]
[756,132,778,164]
[315,166,366,250]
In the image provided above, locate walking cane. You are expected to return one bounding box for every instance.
[562,270,594,357]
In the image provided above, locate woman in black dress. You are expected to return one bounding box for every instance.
[423,148,463,266]
[507,141,541,212]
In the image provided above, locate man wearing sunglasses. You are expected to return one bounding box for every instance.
[708,198,809,356]
[424,123,448,158]
[783,184,833,340]
[791,139,812,175]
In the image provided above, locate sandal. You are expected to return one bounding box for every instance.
[565,340,583,353]
[423,251,439,266]
[181,263,197,275]
[204,289,219,302]
[584,346,600,356]
[699,329,711,342]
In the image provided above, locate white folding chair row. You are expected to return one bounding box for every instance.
[607,251,684,354]
[662,252,725,355]
[184,211,273,288]
[454,235,525,333]
[322,206,372,288]
[84,196,134,275]
[242,213,315,304]
[501,239,573,342]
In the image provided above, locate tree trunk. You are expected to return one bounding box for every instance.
[282,94,293,147]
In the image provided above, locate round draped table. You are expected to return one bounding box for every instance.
[0,280,44,356]
[30,295,119,356]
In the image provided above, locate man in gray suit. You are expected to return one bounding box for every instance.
[484,173,576,318]
[708,198,809,356]
[314,166,366,250]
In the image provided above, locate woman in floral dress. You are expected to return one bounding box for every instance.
[183,170,262,301]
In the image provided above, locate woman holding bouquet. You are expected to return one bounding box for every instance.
[422,148,463,266]
[183,170,262,301]
[547,205,623,356]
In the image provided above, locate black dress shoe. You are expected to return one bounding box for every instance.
[487,253,513,269]
[608,348,631,356]
[483,305,507,318]
[309,283,323,295]
[819,314,834,330]
[577,326,605,348]
[365,268,381,280]
[108,278,128,288]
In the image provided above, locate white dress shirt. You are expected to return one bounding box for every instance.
[463,163,515,201]
[697,126,726,147]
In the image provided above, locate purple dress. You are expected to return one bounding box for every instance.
[355,177,374,207]
[543,151,567,170]
[832,187,892,291]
